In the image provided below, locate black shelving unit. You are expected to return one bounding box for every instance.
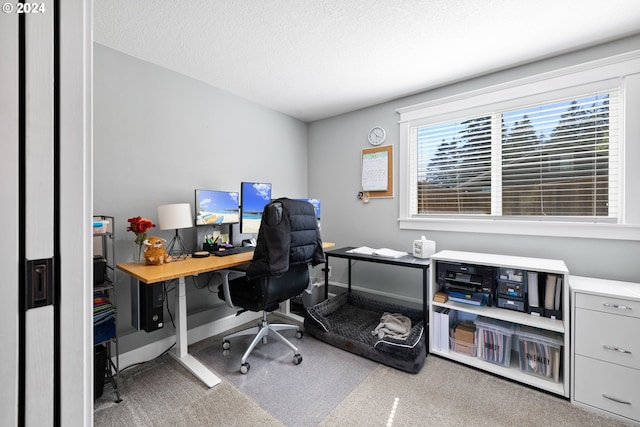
[93,215,121,402]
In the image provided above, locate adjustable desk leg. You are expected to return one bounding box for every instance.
[168,276,221,388]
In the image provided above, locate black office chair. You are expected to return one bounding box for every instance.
[217,198,325,374]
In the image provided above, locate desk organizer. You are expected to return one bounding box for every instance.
[305,292,426,373]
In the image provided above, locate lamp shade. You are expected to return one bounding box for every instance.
[157,203,193,230]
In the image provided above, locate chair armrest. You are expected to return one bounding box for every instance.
[216,269,247,309]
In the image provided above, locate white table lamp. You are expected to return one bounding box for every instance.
[158,203,193,259]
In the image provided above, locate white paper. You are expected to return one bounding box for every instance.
[544,274,556,310]
[372,248,408,258]
[346,246,407,258]
[346,246,376,255]
[361,151,388,191]
[527,272,539,307]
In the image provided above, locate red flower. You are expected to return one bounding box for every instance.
[127,216,155,234]
[127,216,155,248]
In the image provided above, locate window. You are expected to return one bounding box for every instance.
[397,52,640,240]
[414,92,618,220]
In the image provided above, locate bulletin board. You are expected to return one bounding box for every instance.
[361,144,393,198]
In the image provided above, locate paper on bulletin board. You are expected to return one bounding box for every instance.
[361,150,388,191]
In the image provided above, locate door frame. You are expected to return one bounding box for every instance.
[0,1,92,425]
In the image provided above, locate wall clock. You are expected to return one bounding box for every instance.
[367,126,386,146]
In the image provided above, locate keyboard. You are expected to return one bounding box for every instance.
[211,246,255,257]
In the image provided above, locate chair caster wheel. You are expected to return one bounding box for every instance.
[293,354,302,365]
[295,330,303,339]
[222,340,230,350]
[240,363,250,374]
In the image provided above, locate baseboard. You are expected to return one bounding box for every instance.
[116,311,261,371]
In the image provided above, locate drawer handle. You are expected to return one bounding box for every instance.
[602,302,632,310]
[602,345,632,354]
[602,394,632,405]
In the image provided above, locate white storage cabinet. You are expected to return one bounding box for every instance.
[571,276,640,424]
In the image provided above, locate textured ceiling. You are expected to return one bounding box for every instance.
[94,0,640,122]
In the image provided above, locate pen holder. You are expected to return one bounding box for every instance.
[203,242,219,253]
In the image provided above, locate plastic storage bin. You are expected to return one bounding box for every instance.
[450,321,477,356]
[474,316,515,367]
[450,337,477,356]
[517,325,563,382]
[93,220,109,234]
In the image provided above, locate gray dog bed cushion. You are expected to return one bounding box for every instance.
[304,292,426,373]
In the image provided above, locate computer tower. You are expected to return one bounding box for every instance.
[130,278,164,332]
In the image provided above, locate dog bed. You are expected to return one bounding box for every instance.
[304,292,426,373]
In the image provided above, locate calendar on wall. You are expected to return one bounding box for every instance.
[361,145,393,198]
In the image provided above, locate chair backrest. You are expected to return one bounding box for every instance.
[260,264,310,311]
[246,198,324,280]
[226,198,322,312]
[227,264,310,312]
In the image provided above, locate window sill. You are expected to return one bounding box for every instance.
[398,217,640,241]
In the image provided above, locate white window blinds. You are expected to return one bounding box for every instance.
[415,116,493,215]
[413,90,619,221]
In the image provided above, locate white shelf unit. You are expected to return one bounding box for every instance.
[429,250,570,398]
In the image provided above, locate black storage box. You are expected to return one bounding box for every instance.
[94,344,107,400]
[93,255,107,286]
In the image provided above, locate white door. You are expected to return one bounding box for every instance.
[0,2,92,425]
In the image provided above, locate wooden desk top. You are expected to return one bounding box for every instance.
[117,242,334,284]
[117,251,253,284]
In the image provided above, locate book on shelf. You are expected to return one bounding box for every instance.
[544,274,556,310]
[432,307,442,352]
[554,276,562,311]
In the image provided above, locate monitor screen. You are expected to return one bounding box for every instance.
[194,189,240,226]
[240,182,272,234]
[296,198,321,220]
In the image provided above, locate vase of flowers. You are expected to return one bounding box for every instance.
[127,216,155,263]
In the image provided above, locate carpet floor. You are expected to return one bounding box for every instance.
[94,315,636,427]
[93,353,283,426]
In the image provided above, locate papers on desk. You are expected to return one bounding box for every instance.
[346,246,408,259]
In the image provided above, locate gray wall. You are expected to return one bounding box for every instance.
[309,35,640,302]
[95,36,640,354]
[93,44,310,352]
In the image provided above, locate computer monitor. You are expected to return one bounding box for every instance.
[240,182,272,234]
[296,198,321,220]
[194,189,240,226]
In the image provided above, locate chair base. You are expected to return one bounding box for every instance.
[222,312,303,373]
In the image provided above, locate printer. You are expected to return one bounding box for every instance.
[436,261,496,306]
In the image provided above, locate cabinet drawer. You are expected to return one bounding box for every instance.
[574,355,640,423]
[575,308,640,369]
[575,293,640,319]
